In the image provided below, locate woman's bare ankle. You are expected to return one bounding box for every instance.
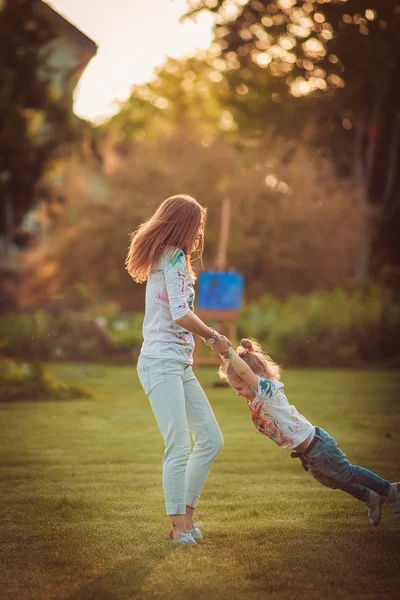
[185,505,195,530]
[169,515,187,541]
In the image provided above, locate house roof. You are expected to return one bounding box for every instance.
[36,0,98,57]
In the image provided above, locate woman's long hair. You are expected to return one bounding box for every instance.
[125,194,206,283]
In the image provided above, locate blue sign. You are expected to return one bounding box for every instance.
[197,271,244,311]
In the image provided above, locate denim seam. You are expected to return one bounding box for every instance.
[185,394,212,503]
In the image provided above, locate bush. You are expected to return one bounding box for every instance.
[0,311,134,364]
[46,283,94,316]
[0,359,91,402]
[2,282,398,368]
[104,312,144,348]
[238,282,400,367]
[0,311,56,361]
[18,133,366,310]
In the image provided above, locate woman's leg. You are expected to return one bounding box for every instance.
[182,367,224,525]
[145,366,192,540]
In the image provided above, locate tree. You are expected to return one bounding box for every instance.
[17,128,366,308]
[184,1,400,275]
[100,52,232,143]
[1,0,52,253]
[0,0,95,256]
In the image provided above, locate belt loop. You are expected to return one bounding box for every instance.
[290,451,309,472]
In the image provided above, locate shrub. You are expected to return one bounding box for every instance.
[238,283,400,367]
[0,311,55,361]
[104,312,144,348]
[0,311,134,363]
[17,133,366,310]
[0,359,91,402]
[46,283,94,316]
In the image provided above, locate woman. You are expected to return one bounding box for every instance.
[125,194,230,544]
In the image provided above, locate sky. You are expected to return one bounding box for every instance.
[45,0,215,123]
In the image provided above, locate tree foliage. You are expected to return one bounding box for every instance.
[184,1,400,134]
[18,128,366,309]
[184,1,400,269]
[99,2,400,275]
[101,53,230,143]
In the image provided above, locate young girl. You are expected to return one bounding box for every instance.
[219,338,400,526]
[126,194,230,544]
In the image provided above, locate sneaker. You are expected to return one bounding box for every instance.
[188,521,203,540]
[387,482,400,519]
[365,490,385,526]
[172,531,196,545]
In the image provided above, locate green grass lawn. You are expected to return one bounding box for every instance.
[1,365,400,600]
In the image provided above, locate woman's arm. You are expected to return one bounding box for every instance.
[161,249,230,356]
[176,312,230,357]
[224,347,259,389]
[175,311,214,339]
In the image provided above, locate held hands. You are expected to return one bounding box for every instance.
[210,333,231,358]
[219,346,232,365]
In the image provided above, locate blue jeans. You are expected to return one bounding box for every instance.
[293,427,391,502]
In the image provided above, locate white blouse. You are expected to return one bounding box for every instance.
[140,248,195,364]
[247,377,315,450]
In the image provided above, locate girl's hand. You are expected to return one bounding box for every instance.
[219,352,230,366]
[223,346,258,389]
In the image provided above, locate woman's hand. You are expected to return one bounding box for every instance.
[212,334,231,358]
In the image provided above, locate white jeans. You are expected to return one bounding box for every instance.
[137,356,224,515]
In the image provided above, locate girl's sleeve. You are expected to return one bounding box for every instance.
[255,377,284,400]
[161,249,191,321]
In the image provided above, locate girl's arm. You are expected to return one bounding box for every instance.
[225,348,259,389]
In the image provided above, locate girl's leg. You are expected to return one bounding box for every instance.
[342,464,391,497]
[182,367,224,524]
[308,467,372,501]
[314,454,390,499]
[303,429,391,524]
[306,429,391,500]
[306,466,386,525]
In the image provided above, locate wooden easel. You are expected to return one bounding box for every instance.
[194,197,240,367]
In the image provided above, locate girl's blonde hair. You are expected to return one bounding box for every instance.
[125,194,207,283]
[219,338,281,381]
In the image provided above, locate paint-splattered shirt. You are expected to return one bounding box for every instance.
[140,248,195,364]
[247,377,314,450]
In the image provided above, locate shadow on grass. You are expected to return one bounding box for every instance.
[65,526,400,600]
[66,547,175,600]
[214,524,400,597]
